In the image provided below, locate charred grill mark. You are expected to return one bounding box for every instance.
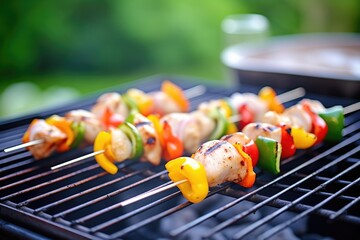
[265,125,278,132]
[240,160,245,166]
[255,123,260,129]
[134,121,152,128]
[286,127,291,135]
[221,134,233,141]
[146,137,156,145]
[205,141,227,155]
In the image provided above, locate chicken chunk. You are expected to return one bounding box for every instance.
[133,113,162,165]
[242,123,282,143]
[28,120,66,159]
[192,140,248,187]
[65,110,103,144]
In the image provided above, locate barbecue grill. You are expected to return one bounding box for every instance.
[0,75,359,240]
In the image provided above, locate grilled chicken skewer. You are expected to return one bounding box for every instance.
[118,100,359,206]
[50,86,299,170]
[3,81,203,155]
[120,132,257,206]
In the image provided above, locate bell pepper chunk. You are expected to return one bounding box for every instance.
[291,127,317,149]
[208,107,228,140]
[119,122,144,159]
[162,121,184,161]
[165,157,209,204]
[279,124,296,159]
[318,106,344,142]
[161,81,189,112]
[255,136,282,174]
[302,103,328,145]
[94,131,118,174]
[237,104,254,130]
[70,122,85,149]
[258,87,284,113]
[126,88,154,116]
[232,142,256,188]
[22,119,39,143]
[46,115,75,152]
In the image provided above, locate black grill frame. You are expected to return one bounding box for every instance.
[0,75,359,239]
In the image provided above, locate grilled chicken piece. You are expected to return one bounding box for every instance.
[220,132,253,146]
[229,93,268,121]
[65,110,103,144]
[300,99,326,113]
[161,112,204,153]
[110,128,132,162]
[91,92,129,121]
[242,123,282,143]
[149,91,182,115]
[191,110,216,143]
[192,140,248,187]
[282,105,312,132]
[133,113,162,165]
[28,120,66,159]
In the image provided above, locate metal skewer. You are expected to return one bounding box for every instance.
[3,139,44,153]
[51,150,105,170]
[119,179,188,207]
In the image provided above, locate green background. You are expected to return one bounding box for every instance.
[1,0,359,118]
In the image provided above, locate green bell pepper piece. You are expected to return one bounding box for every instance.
[255,136,282,174]
[318,106,344,142]
[208,107,228,140]
[122,94,139,114]
[119,122,144,159]
[70,122,85,149]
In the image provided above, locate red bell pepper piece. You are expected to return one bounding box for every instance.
[279,124,296,159]
[162,121,184,161]
[302,103,328,145]
[101,108,124,130]
[238,104,254,130]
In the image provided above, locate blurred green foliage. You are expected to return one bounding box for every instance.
[1,0,359,77]
[0,0,359,118]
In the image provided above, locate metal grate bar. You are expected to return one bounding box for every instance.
[258,177,360,240]
[230,152,360,240]
[257,181,356,202]
[329,196,360,221]
[70,169,169,224]
[91,191,182,233]
[202,145,360,238]
[18,170,108,207]
[2,164,100,201]
[35,167,144,214]
[169,132,360,237]
[110,183,232,239]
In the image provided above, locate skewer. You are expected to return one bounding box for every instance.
[2,84,206,153]
[119,179,188,207]
[51,150,105,170]
[344,101,360,115]
[3,139,44,153]
[276,87,305,103]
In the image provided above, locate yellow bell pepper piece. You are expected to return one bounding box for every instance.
[126,88,154,116]
[259,87,284,113]
[218,99,233,118]
[94,131,118,174]
[165,157,209,203]
[226,121,238,134]
[291,127,317,149]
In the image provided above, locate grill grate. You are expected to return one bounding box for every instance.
[0,75,359,240]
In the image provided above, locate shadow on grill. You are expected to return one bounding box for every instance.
[0,76,359,240]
